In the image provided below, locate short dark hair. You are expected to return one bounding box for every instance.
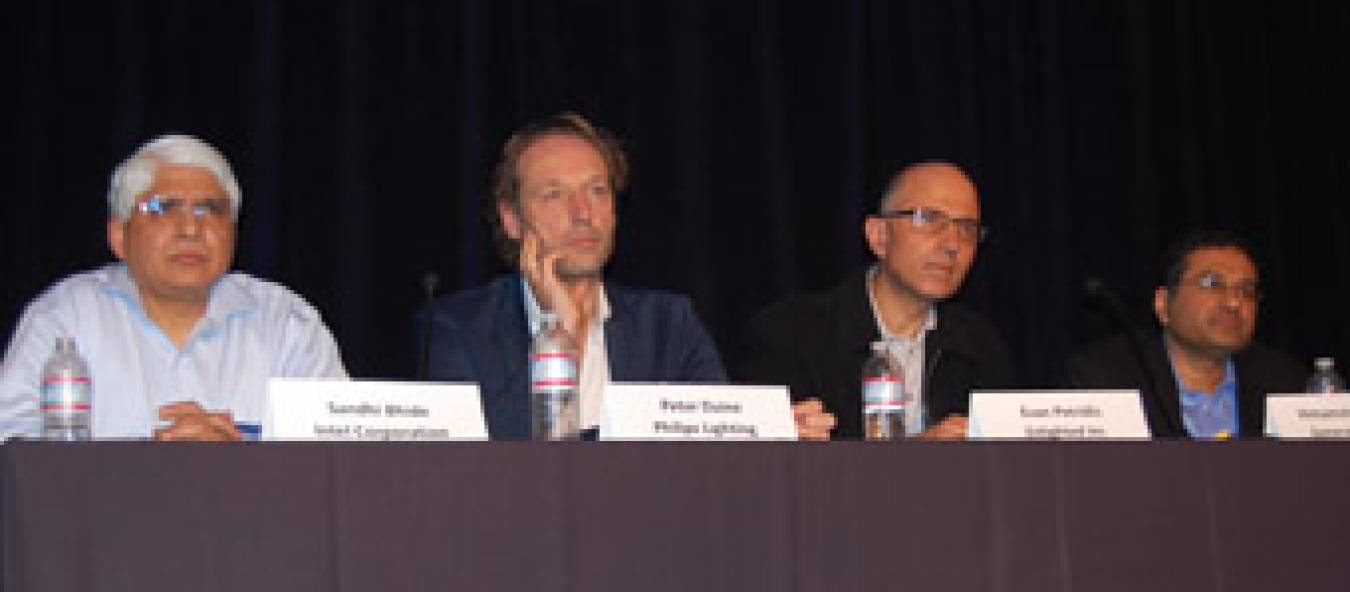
[1160,229,1260,290]
[486,112,628,266]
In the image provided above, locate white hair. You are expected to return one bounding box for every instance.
[107,134,242,221]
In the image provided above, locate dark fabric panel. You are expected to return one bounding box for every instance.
[1208,442,1350,591]
[3,442,336,592]
[2,2,1348,385]
[1056,443,1217,590]
[7,441,1350,591]
[789,443,997,591]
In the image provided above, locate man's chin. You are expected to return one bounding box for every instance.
[555,255,610,280]
[914,283,961,303]
[1211,335,1253,353]
[557,266,605,282]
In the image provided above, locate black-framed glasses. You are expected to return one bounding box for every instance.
[1180,273,1262,302]
[134,195,234,221]
[873,207,988,243]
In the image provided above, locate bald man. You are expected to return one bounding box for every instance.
[734,161,1013,439]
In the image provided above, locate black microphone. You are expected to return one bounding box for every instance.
[1082,278,1183,436]
[419,272,440,381]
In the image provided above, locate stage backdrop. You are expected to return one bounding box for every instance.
[3,1,1347,386]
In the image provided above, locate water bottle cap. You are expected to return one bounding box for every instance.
[871,341,887,352]
[54,337,76,353]
[1315,357,1335,370]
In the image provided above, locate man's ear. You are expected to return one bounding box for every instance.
[108,218,126,262]
[498,200,522,241]
[863,216,888,259]
[1153,286,1170,327]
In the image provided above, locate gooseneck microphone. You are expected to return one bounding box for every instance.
[1082,278,1183,436]
[419,272,440,381]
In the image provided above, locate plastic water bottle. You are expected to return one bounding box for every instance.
[530,312,580,440]
[862,341,906,440]
[1306,357,1345,395]
[40,337,92,440]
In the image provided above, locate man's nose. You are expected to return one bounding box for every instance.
[568,190,593,221]
[173,208,203,236]
[936,225,963,255]
[1220,287,1247,309]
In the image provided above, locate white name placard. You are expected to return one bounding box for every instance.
[1265,395,1350,439]
[265,379,488,440]
[599,383,797,440]
[969,390,1151,439]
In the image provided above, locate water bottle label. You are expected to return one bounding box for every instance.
[40,377,92,411]
[531,353,577,393]
[863,376,905,412]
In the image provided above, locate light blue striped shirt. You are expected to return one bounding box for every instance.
[0,264,347,439]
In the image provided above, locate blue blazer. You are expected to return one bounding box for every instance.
[425,275,728,439]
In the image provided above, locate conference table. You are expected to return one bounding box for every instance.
[3,440,1347,591]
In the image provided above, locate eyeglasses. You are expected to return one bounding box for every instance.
[873,207,988,243]
[1180,273,1261,302]
[134,195,233,221]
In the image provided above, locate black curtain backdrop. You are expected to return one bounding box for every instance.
[5,1,1348,387]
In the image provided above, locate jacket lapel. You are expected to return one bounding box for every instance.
[489,277,532,427]
[1141,333,1186,437]
[831,271,880,431]
[605,284,637,381]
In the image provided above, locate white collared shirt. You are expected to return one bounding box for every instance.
[866,266,937,434]
[522,278,612,430]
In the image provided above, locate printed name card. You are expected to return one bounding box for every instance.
[599,383,797,440]
[266,379,488,440]
[1265,395,1350,439]
[969,390,1151,439]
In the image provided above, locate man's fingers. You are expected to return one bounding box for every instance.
[794,398,836,440]
[158,401,207,420]
[794,398,825,414]
[154,403,244,442]
[205,412,245,440]
[155,420,241,442]
[919,414,968,440]
[518,232,540,274]
[155,420,228,441]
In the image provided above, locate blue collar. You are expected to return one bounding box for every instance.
[1166,340,1239,439]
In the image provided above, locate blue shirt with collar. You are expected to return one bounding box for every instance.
[0,264,348,439]
[1169,350,1239,439]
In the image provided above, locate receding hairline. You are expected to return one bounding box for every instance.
[516,131,608,166]
[880,161,978,211]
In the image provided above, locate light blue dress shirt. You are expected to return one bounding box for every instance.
[1170,352,1239,439]
[0,264,348,439]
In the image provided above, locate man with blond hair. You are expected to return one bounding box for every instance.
[424,113,729,439]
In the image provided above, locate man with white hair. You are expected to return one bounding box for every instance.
[0,134,347,441]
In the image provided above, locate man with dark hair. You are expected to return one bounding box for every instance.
[423,113,728,439]
[1065,230,1303,438]
[735,161,1013,439]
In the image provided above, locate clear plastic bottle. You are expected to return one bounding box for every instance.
[1306,357,1345,395]
[530,312,580,440]
[40,337,92,440]
[862,341,906,440]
